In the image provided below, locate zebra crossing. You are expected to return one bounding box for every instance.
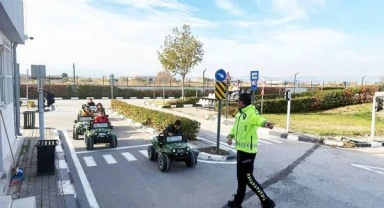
[257,137,283,145]
[79,138,284,168]
[81,150,149,167]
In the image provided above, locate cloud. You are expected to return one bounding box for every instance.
[108,0,197,13]
[18,0,216,76]
[214,0,246,16]
[17,0,384,80]
[271,0,307,21]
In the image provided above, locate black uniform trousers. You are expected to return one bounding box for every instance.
[235,150,268,204]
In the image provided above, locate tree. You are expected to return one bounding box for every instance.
[157,24,204,98]
[61,73,68,78]
[379,76,384,84]
[155,71,172,85]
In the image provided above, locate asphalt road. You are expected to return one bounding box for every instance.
[37,99,384,208]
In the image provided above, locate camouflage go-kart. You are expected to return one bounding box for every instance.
[147,133,197,172]
[73,116,93,140]
[85,121,117,150]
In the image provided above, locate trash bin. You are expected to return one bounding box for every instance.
[23,111,35,129]
[35,140,58,175]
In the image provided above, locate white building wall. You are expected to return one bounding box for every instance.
[0,29,16,161]
[0,0,25,41]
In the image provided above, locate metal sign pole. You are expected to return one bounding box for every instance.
[225,80,229,119]
[214,69,227,154]
[217,100,222,153]
[38,78,45,140]
[286,90,291,133]
[261,94,264,114]
[163,78,165,105]
[110,74,114,99]
[26,69,29,109]
[261,78,265,114]
[252,90,255,104]
[370,96,376,143]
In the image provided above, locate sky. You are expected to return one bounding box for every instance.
[18,0,384,82]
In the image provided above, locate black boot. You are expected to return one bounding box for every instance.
[262,198,276,208]
[227,195,243,208]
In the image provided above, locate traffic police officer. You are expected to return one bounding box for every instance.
[227,93,275,208]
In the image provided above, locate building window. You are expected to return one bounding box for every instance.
[0,42,13,106]
[0,48,4,105]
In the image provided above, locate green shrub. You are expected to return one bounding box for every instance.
[28,101,36,107]
[167,97,201,105]
[257,85,379,114]
[111,100,200,140]
[20,84,203,99]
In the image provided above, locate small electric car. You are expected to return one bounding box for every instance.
[148,133,197,172]
[73,116,93,140]
[85,121,117,150]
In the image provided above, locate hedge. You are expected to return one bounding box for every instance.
[20,84,202,99]
[166,97,201,105]
[217,85,380,115]
[110,100,200,140]
[257,85,379,113]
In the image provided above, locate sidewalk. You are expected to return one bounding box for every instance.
[7,127,67,208]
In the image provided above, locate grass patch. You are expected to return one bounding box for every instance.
[263,103,384,136]
[150,99,176,105]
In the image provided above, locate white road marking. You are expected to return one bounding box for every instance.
[103,154,117,164]
[197,136,236,151]
[197,159,237,164]
[258,140,272,144]
[61,130,100,208]
[260,137,283,143]
[83,156,97,167]
[122,152,137,161]
[139,150,148,158]
[351,164,384,175]
[76,144,150,154]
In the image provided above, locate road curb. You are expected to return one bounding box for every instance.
[191,137,237,161]
[269,130,384,148]
[54,129,77,207]
[144,101,198,109]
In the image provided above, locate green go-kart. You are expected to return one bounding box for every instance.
[73,115,93,140]
[147,133,197,172]
[85,121,117,150]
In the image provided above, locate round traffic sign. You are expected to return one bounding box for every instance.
[215,69,227,82]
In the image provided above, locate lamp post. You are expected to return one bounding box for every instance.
[293,72,299,94]
[202,69,206,95]
[361,75,367,86]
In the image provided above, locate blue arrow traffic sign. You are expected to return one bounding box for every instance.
[215,69,227,82]
[251,80,258,90]
[250,70,259,81]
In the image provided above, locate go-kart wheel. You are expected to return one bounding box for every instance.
[74,130,79,140]
[159,154,171,172]
[109,135,117,148]
[185,150,197,167]
[72,128,75,140]
[86,137,94,150]
[148,145,158,161]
